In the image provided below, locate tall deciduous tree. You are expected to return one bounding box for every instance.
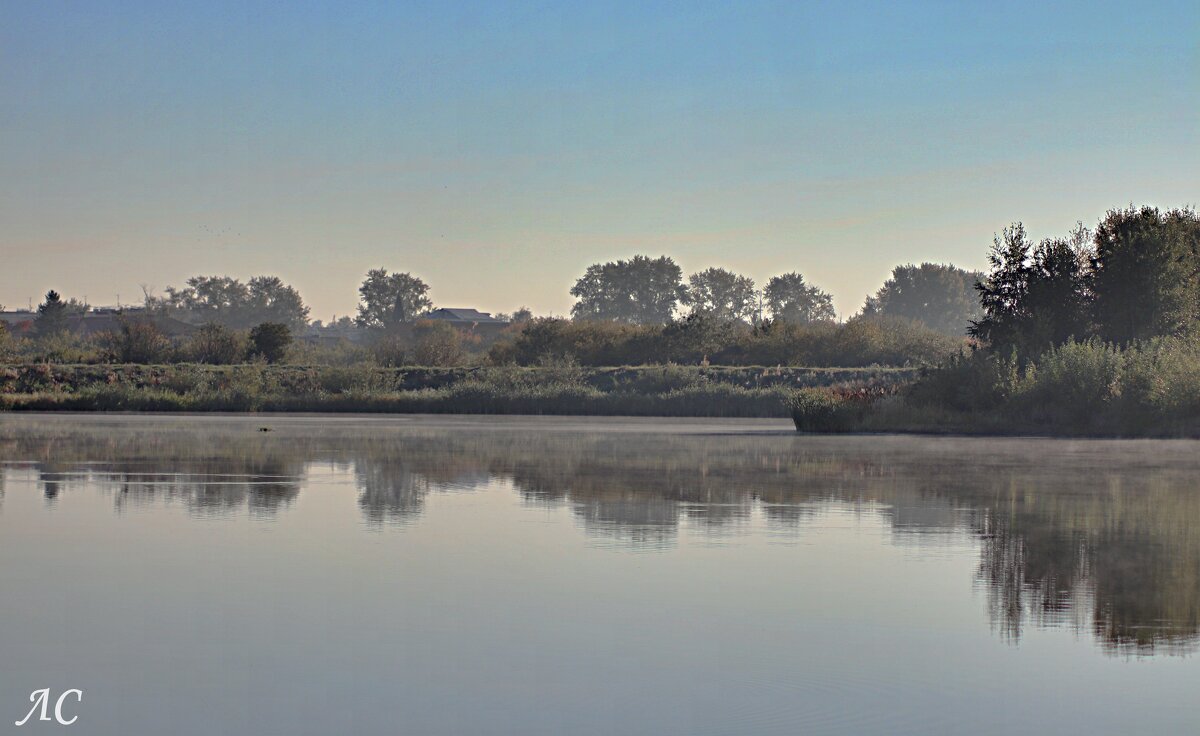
[1090,206,1200,344]
[164,276,249,324]
[763,272,835,324]
[863,263,983,335]
[570,255,684,324]
[152,275,309,330]
[355,269,433,330]
[247,276,310,330]
[1022,224,1093,349]
[682,267,757,322]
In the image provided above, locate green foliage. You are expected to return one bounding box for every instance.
[286,338,372,367]
[786,388,877,432]
[1118,337,1200,418]
[24,332,101,364]
[150,275,310,330]
[186,323,246,364]
[0,364,910,417]
[246,276,311,329]
[316,364,402,394]
[863,263,983,335]
[104,318,173,364]
[892,335,1200,435]
[974,208,1200,355]
[0,323,14,363]
[370,334,408,367]
[570,255,684,324]
[763,272,835,324]
[488,314,960,368]
[661,313,744,363]
[729,316,963,367]
[1091,206,1200,344]
[35,290,73,336]
[682,267,757,322]
[1015,339,1123,426]
[355,269,432,329]
[413,321,465,366]
[488,317,657,366]
[248,322,292,364]
[906,348,1021,413]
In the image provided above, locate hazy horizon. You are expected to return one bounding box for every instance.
[3,1,1197,320]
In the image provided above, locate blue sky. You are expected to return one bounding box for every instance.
[2,1,1196,319]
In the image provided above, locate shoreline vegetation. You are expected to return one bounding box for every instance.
[790,337,1200,438]
[0,363,913,418]
[793,205,1200,439]
[5,204,1198,438]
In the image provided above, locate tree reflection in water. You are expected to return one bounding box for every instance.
[1,418,1197,655]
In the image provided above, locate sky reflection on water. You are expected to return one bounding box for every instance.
[1,415,1198,735]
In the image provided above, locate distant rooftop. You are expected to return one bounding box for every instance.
[426,308,506,324]
[0,311,36,324]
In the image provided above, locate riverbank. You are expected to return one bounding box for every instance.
[788,337,1200,438]
[791,395,1200,438]
[0,363,915,418]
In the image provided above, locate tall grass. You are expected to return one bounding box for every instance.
[792,336,1200,436]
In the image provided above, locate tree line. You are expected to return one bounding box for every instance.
[9,258,985,340]
[351,258,981,334]
[972,206,1200,355]
[789,205,1200,437]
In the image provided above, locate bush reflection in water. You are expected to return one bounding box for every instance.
[2,417,1198,656]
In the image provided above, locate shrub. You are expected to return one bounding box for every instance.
[1121,336,1200,418]
[906,348,1021,413]
[24,332,102,364]
[371,334,409,367]
[187,323,245,364]
[1016,339,1122,425]
[285,338,372,366]
[318,365,401,394]
[103,319,173,364]
[0,324,15,363]
[248,323,292,364]
[413,321,465,366]
[487,315,962,368]
[788,388,857,432]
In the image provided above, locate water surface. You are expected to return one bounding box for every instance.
[1,414,1197,735]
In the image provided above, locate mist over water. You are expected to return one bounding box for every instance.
[1,415,1198,735]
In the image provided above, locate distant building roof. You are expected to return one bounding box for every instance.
[425,308,506,324]
[0,311,36,322]
[67,312,198,337]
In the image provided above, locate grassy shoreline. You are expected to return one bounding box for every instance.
[0,363,916,418]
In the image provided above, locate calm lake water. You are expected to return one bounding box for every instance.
[1,414,1198,735]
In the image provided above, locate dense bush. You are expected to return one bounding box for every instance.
[102,319,174,364]
[1015,339,1122,426]
[0,364,912,418]
[371,334,408,367]
[186,323,245,364]
[248,322,293,364]
[789,389,856,432]
[0,324,15,363]
[487,315,961,368]
[21,332,103,364]
[856,335,1200,436]
[413,321,467,366]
